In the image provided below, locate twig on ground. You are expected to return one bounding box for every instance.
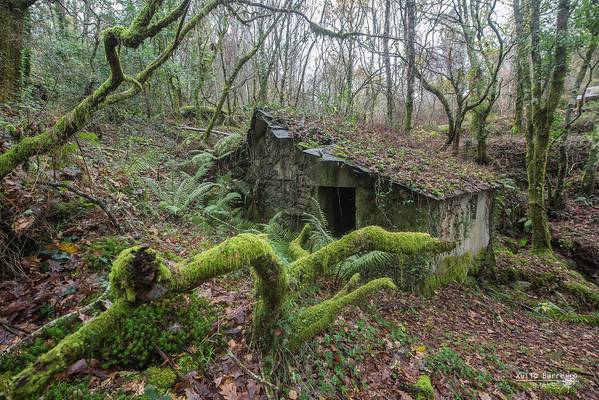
[155,344,179,371]
[227,350,279,391]
[43,182,123,234]
[0,321,33,336]
[178,125,235,137]
[3,288,110,355]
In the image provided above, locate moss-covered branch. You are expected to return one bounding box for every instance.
[288,226,455,285]
[288,278,396,350]
[0,0,221,179]
[7,226,454,397]
[9,300,133,399]
[288,224,312,260]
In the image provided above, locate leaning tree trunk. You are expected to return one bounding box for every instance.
[7,226,455,399]
[0,0,220,179]
[0,1,28,102]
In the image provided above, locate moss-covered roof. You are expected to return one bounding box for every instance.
[255,109,495,200]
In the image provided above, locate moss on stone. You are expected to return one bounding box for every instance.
[421,252,474,297]
[288,277,396,350]
[146,367,177,391]
[414,374,434,400]
[563,281,599,308]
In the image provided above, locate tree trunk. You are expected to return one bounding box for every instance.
[526,0,571,253]
[553,43,598,209]
[404,0,416,133]
[0,1,27,102]
[383,0,393,126]
[512,0,526,135]
[204,21,276,139]
[474,109,490,164]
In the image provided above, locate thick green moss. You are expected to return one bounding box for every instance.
[288,226,454,285]
[414,374,434,400]
[421,252,474,297]
[44,379,104,400]
[288,224,312,260]
[563,281,599,308]
[288,278,396,350]
[173,233,283,291]
[10,300,133,400]
[146,367,177,391]
[95,293,213,369]
[109,246,172,302]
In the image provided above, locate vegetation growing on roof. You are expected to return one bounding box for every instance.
[266,109,496,199]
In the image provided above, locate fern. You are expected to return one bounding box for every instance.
[213,132,244,159]
[338,251,396,283]
[302,198,334,251]
[534,301,599,326]
[264,212,295,242]
[144,172,221,217]
[190,152,216,178]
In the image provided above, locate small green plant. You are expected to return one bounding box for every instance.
[414,374,434,400]
[534,301,599,325]
[574,195,598,207]
[45,379,104,400]
[146,367,177,391]
[83,236,130,270]
[426,346,489,386]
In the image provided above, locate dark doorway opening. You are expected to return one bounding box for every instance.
[318,187,356,236]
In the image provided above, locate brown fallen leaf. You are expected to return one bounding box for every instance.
[219,381,238,400]
[4,302,29,314]
[288,389,298,400]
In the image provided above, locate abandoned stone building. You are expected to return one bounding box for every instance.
[247,109,496,259]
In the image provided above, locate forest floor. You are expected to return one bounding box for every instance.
[1,117,598,400]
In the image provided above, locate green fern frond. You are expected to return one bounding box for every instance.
[264,212,295,242]
[213,133,244,159]
[339,251,396,281]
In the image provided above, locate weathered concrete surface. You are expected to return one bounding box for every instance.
[247,111,493,258]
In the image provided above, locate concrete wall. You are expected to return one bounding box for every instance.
[248,119,492,257]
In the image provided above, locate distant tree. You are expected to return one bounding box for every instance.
[552,0,599,209]
[403,0,416,133]
[524,0,572,253]
[0,0,38,102]
[512,0,526,135]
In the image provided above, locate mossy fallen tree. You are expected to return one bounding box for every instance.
[5,226,455,399]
